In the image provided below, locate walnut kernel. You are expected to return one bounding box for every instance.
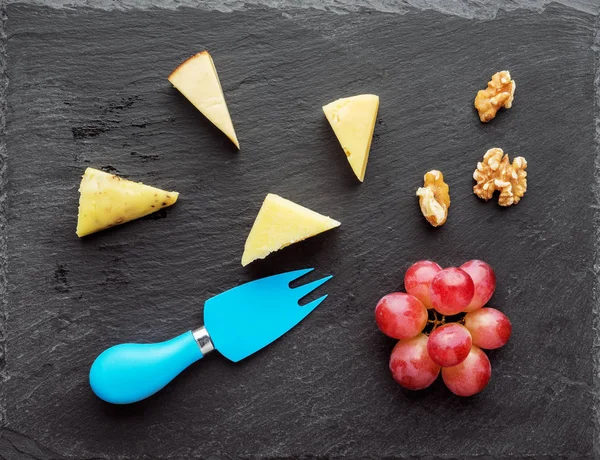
[473,148,527,206]
[474,71,515,122]
[416,170,450,227]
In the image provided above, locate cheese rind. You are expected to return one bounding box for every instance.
[323,94,379,182]
[169,51,240,149]
[76,168,179,237]
[241,194,340,266]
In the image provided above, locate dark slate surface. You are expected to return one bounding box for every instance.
[1,3,597,459]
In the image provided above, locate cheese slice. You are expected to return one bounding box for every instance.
[242,194,340,266]
[169,51,240,149]
[76,168,179,237]
[323,94,379,182]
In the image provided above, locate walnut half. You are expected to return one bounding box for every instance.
[474,71,515,122]
[416,170,450,227]
[473,148,527,206]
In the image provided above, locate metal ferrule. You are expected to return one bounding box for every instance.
[192,326,215,356]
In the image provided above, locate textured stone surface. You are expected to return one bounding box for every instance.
[1,2,598,459]
[5,0,600,18]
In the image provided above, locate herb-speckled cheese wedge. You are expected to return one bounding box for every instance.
[76,168,179,237]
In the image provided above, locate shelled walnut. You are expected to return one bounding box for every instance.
[474,71,515,122]
[416,170,450,227]
[473,148,527,206]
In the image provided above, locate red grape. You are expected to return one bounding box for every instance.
[442,346,491,396]
[389,334,441,390]
[427,323,472,367]
[404,260,442,309]
[464,307,511,349]
[460,260,496,312]
[429,267,475,315]
[375,293,428,339]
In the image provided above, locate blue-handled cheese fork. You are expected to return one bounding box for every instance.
[89,269,332,404]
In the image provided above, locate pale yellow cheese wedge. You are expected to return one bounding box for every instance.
[169,51,240,149]
[323,94,379,182]
[242,194,340,266]
[76,168,179,237]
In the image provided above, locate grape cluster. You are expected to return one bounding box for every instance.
[375,260,511,396]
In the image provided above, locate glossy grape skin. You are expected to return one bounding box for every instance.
[460,260,496,312]
[464,308,512,349]
[404,260,442,309]
[429,267,475,315]
[442,345,492,396]
[375,293,428,339]
[389,334,441,390]
[427,323,472,367]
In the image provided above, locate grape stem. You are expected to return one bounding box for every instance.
[425,310,466,335]
[426,310,445,332]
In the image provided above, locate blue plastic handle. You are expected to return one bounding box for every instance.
[89,331,203,404]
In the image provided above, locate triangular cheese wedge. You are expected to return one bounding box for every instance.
[242,194,340,266]
[323,94,379,182]
[169,51,240,149]
[76,168,179,237]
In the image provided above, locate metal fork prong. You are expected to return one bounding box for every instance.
[294,275,333,303]
[300,294,329,313]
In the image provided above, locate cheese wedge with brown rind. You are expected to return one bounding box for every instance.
[76,168,178,237]
[169,51,240,149]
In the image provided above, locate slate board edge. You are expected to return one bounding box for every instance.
[0,1,599,460]
[3,0,600,18]
[0,0,7,433]
[592,11,600,460]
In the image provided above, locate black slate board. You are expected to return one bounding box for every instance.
[2,3,597,459]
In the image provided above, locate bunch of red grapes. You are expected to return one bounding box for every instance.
[375,260,511,396]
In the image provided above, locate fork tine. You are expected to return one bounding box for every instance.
[300,294,329,313]
[280,268,314,285]
[294,275,333,302]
